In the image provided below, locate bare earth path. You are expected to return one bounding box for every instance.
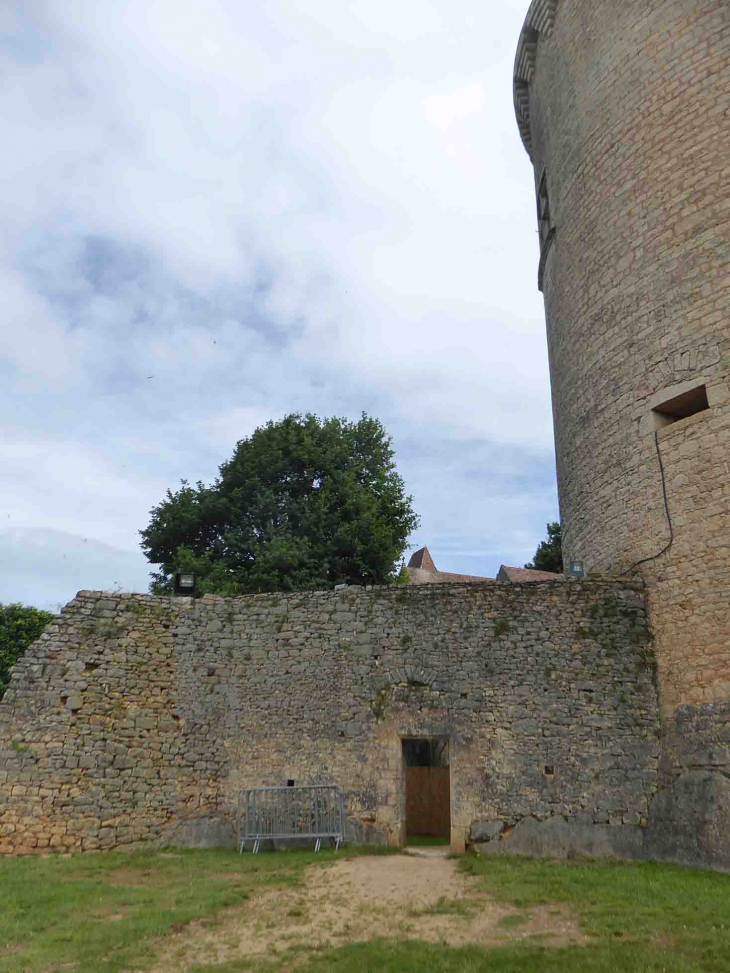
[148,851,585,971]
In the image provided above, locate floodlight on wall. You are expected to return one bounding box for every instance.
[567,561,586,579]
[174,572,196,596]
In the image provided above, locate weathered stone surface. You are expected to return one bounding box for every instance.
[517,0,730,720]
[645,771,730,871]
[0,582,658,855]
[512,0,730,872]
[470,819,503,843]
[475,815,644,861]
[166,816,236,849]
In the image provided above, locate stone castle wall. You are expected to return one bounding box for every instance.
[0,581,659,856]
[515,1,730,717]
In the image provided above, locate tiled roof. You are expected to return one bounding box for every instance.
[497,565,563,583]
[432,571,496,584]
[404,550,560,586]
[405,546,494,585]
[407,547,437,571]
[406,567,496,585]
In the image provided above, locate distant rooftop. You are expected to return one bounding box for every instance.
[404,547,563,586]
[405,547,495,585]
[496,565,563,583]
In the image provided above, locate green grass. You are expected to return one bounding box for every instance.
[191,854,730,973]
[0,845,396,973]
[455,854,730,972]
[188,941,542,972]
[498,912,531,929]
[4,848,730,973]
[410,895,475,917]
[406,835,450,846]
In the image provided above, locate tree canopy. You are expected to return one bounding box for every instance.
[140,413,420,595]
[0,603,54,700]
[525,521,563,574]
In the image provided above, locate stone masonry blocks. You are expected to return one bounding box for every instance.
[516,0,730,718]
[0,581,658,855]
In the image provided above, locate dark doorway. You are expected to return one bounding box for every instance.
[402,737,450,842]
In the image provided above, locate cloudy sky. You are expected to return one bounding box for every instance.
[1,0,556,612]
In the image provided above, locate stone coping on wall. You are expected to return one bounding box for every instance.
[71,576,642,603]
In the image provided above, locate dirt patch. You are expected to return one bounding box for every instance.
[1,942,25,955]
[145,854,586,971]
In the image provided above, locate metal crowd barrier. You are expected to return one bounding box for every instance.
[238,785,345,854]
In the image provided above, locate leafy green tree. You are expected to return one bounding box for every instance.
[525,522,563,574]
[0,603,54,700]
[395,560,410,586]
[141,413,420,595]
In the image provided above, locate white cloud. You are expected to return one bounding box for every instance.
[0,0,557,608]
[0,528,151,612]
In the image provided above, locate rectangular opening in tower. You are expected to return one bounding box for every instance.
[402,737,450,844]
[537,169,552,250]
[652,384,709,429]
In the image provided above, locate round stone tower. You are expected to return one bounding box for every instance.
[514,0,730,828]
